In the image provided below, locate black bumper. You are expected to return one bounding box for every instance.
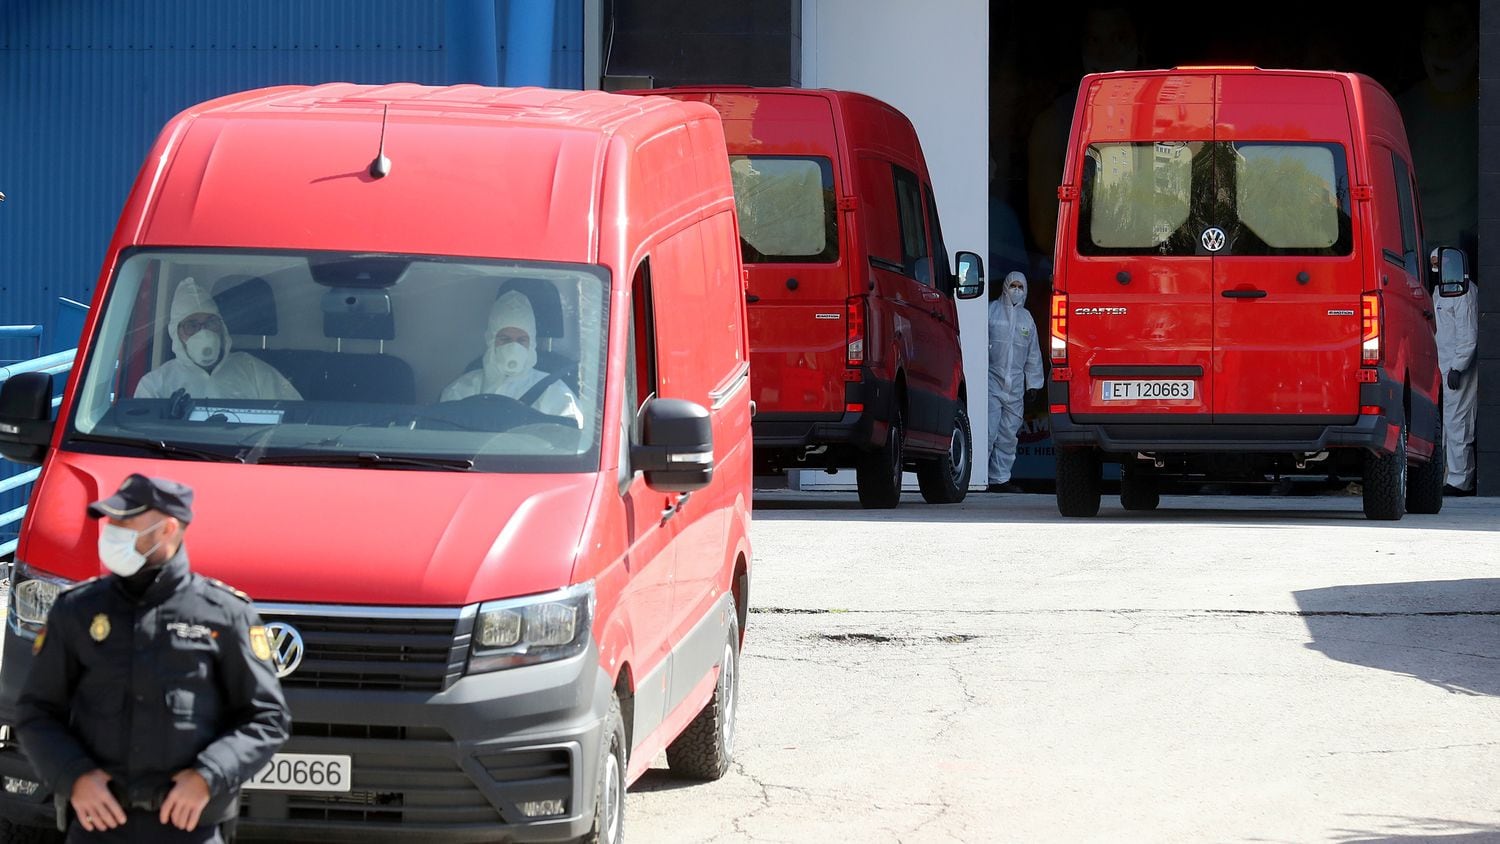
[752,371,895,467]
[0,620,612,843]
[1048,375,1400,455]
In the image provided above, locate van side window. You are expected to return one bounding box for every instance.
[922,186,954,294]
[893,166,932,285]
[627,260,658,418]
[1392,153,1420,273]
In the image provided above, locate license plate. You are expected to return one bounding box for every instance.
[1099,380,1196,401]
[242,753,351,792]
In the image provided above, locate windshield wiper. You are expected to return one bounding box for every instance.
[69,433,246,463]
[254,451,475,471]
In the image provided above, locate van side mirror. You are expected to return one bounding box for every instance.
[0,372,56,465]
[954,252,985,300]
[1432,246,1471,297]
[631,398,714,492]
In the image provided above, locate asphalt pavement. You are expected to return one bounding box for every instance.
[629,490,1500,843]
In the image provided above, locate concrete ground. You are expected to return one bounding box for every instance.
[628,491,1500,843]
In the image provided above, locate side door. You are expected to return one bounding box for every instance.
[920,181,963,415]
[889,164,950,448]
[1392,150,1441,432]
[618,259,680,742]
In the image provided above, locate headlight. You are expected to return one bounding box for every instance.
[9,564,75,638]
[468,582,594,674]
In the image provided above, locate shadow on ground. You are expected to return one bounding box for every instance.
[1321,814,1500,842]
[1294,579,1500,697]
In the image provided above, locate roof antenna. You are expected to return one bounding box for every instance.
[368,104,392,179]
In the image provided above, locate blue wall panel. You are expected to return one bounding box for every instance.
[0,0,582,348]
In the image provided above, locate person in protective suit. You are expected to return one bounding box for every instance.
[17,474,289,842]
[441,290,584,426]
[1436,269,1480,495]
[988,271,1044,492]
[134,279,301,401]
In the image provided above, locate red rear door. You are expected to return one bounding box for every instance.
[1211,74,1362,419]
[682,91,848,415]
[1065,74,1217,418]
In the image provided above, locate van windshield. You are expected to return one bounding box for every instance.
[728,155,838,263]
[65,249,610,473]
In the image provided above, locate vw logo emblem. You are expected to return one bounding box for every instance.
[1201,227,1226,252]
[265,621,305,678]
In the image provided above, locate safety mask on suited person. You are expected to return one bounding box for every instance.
[486,341,530,378]
[184,329,223,370]
[97,520,165,577]
[1007,287,1026,307]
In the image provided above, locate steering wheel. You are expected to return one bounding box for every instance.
[411,393,577,432]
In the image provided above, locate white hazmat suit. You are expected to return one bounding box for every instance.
[1435,277,1479,491]
[134,279,301,401]
[441,291,584,426]
[988,271,1044,486]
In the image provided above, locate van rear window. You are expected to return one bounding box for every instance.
[729,156,838,264]
[1232,143,1349,254]
[1075,141,1351,257]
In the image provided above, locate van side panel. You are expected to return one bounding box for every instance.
[1066,75,1217,419]
[1211,74,1361,419]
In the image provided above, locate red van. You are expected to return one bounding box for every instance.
[0,84,752,843]
[1048,68,1449,520]
[633,87,986,509]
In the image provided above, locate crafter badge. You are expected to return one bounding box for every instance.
[89,614,111,642]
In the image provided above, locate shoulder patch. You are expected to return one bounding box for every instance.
[204,577,253,603]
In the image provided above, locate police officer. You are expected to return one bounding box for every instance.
[16,474,289,842]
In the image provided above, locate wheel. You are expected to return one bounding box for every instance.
[917,402,972,504]
[1119,467,1160,511]
[1363,420,1408,521]
[856,408,904,509]
[666,608,740,780]
[1407,410,1444,515]
[1055,448,1102,517]
[0,819,62,844]
[580,693,627,844]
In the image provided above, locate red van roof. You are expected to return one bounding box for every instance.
[132,84,715,262]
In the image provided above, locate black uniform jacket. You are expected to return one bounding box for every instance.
[15,547,289,827]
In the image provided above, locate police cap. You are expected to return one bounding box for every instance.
[87,474,195,524]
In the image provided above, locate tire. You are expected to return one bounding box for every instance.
[1363,420,1408,521]
[917,402,972,504]
[1407,412,1444,515]
[580,693,627,844]
[0,819,62,844]
[1119,467,1160,511]
[1055,448,1102,517]
[666,609,740,781]
[856,408,904,509]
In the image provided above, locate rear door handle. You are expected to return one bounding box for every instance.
[1221,289,1267,299]
[746,293,760,304]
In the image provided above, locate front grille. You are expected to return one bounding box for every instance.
[260,610,469,692]
[243,743,499,826]
[479,747,571,784]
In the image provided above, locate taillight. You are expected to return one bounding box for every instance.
[1361,291,1382,365]
[1050,293,1068,364]
[846,296,865,368]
